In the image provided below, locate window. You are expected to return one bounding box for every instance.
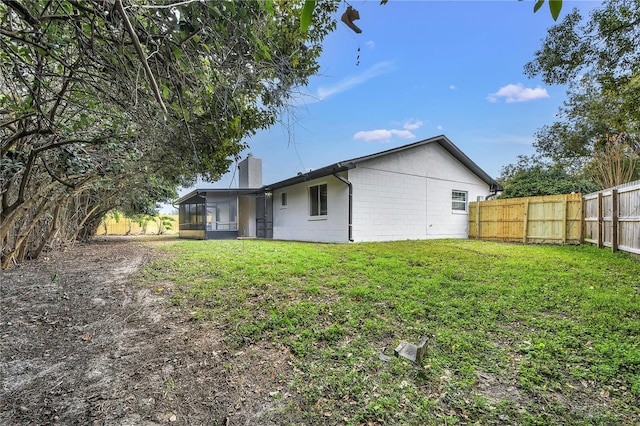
[281,192,287,207]
[452,190,468,212]
[309,183,327,216]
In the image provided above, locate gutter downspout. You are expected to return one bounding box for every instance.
[333,170,354,242]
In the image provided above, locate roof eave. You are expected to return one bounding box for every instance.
[174,134,502,203]
[263,163,354,191]
[174,188,262,205]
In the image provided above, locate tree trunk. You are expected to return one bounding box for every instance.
[33,203,62,259]
[0,181,59,243]
[2,193,65,269]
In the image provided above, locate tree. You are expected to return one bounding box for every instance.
[525,1,640,86]
[1,0,337,268]
[524,0,640,189]
[300,0,565,34]
[586,133,638,189]
[498,155,598,198]
[155,215,176,235]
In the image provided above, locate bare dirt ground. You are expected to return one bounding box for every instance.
[1,236,295,426]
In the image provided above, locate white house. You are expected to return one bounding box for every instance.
[175,135,502,242]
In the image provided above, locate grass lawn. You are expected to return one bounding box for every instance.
[140,239,640,425]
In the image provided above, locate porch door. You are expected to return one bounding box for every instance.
[255,194,273,239]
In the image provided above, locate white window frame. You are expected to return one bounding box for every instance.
[452,190,468,212]
[309,183,328,218]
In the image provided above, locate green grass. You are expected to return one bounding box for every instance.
[140,239,640,424]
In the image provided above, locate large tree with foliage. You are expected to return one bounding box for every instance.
[524,0,640,189]
[498,155,597,198]
[0,0,337,268]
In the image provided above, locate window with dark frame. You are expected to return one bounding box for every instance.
[309,183,327,216]
[281,192,287,207]
[452,190,468,212]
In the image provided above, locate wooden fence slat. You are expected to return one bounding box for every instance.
[468,193,582,245]
[562,195,567,245]
[475,200,480,240]
[580,196,585,244]
[522,198,529,244]
[597,192,603,249]
[612,189,618,253]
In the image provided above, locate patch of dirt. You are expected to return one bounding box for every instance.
[1,236,296,425]
[475,370,522,405]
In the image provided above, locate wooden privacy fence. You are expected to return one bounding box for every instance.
[468,193,583,244]
[96,215,179,236]
[469,180,640,255]
[583,180,640,255]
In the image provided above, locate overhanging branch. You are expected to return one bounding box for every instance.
[114,0,167,116]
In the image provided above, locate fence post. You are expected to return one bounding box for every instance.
[522,198,529,244]
[561,195,568,245]
[597,192,603,248]
[611,189,618,252]
[580,195,585,244]
[475,201,481,240]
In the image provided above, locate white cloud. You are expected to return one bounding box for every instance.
[354,129,415,143]
[437,125,443,131]
[487,83,549,103]
[365,40,375,50]
[449,84,457,90]
[403,119,424,130]
[354,118,424,143]
[315,61,393,101]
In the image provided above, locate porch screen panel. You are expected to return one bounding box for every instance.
[208,199,238,231]
[179,200,205,230]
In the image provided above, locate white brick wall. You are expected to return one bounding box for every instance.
[350,143,491,242]
[272,175,349,243]
[270,142,494,243]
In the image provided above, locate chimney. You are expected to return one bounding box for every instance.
[238,154,262,188]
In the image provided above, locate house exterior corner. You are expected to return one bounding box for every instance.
[349,141,493,242]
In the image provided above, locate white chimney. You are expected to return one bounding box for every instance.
[238,154,262,188]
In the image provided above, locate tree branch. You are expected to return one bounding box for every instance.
[4,1,41,27]
[32,135,114,155]
[0,27,49,51]
[603,17,640,38]
[138,0,203,9]
[40,156,79,189]
[2,127,54,158]
[114,0,167,116]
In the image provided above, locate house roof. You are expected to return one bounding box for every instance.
[174,135,503,205]
[174,188,262,205]
[264,135,503,192]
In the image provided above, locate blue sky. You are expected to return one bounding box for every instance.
[170,0,601,205]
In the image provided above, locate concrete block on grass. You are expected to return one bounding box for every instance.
[394,337,428,363]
